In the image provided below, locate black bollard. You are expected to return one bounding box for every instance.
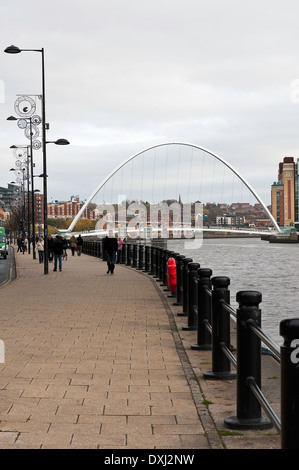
[157,247,164,281]
[280,318,299,448]
[204,276,236,380]
[149,246,156,275]
[132,244,138,268]
[143,245,150,272]
[177,258,193,317]
[126,244,131,266]
[173,255,185,306]
[224,291,271,429]
[191,268,212,350]
[155,247,161,279]
[137,245,144,270]
[121,242,126,264]
[182,262,200,331]
[158,247,164,282]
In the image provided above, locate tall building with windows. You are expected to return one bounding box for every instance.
[271,157,296,227]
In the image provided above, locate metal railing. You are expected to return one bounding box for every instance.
[82,239,299,449]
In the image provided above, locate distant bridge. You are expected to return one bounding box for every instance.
[62,142,281,239]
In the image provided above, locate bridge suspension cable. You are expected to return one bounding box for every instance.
[67,142,280,233]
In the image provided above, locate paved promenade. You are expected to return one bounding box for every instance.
[0,246,281,450]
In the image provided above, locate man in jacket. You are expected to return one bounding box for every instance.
[103,230,118,274]
[76,234,83,256]
[53,235,64,272]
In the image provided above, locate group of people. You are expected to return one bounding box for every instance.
[68,234,83,256]
[17,230,124,276]
[16,236,28,253]
[36,234,84,272]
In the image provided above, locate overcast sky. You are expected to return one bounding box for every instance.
[1,0,299,207]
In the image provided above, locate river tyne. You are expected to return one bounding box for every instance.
[167,236,299,346]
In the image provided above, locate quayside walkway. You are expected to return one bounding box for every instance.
[0,248,280,450]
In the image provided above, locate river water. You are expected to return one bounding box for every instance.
[167,237,299,346]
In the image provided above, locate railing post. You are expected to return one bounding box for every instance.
[204,276,236,380]
[280,318,299,449]
[224,290,271,429]
[125,243,131,266]
[177,258,193,317]
[191,268,212,350]
[182,262,200,331]
[158,247,164,282]
[143,246,150,272]
[132,243,138,268]
[155,247,161,278]
[137,244,143,270]
[149,246,155,275]
[173,255,185,306]
[161,249,169,286]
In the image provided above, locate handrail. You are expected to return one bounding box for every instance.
[220,341,237,368]
[246,377,281,433]
[246,318,281,363]
[220,299,237,319]
[204,287,212,297]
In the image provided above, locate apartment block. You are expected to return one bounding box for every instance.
[271,156,297,227]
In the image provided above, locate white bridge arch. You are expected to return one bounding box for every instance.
[67,142,280,234]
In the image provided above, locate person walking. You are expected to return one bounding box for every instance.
[53,235,64,272]
[76,234,83,256]
[103,230,118,274]
[116,236,123,264]
[69,235,76,256]
[36,237,44,264]
[17,236,22,253]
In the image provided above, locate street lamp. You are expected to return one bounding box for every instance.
[10,142,36,258]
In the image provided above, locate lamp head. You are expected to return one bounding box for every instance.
[4,45,21,54]
[55,139,70,145]
[46,139,70,145]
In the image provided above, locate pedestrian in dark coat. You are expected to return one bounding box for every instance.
[53,235,64,272]
[103,230,118,274]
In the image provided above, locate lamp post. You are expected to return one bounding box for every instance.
[10,167,26,238]
[8,114,38,259]
[10,142,35,257]
[5,45,70,274]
